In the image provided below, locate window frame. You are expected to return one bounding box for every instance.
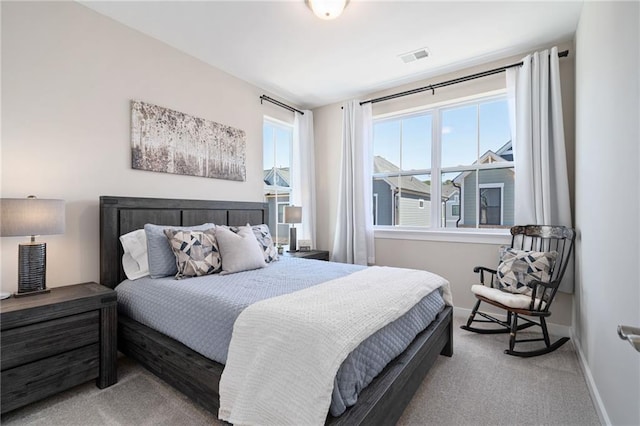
[372,89,512,244]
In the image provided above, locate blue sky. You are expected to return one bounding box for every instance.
[263,122,291,169]
[374,98,510,172]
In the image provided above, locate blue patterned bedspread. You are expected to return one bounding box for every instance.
[116,257,445,416]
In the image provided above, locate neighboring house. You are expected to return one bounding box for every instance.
[263,167,290,244]
[373,156,432,226]
[453,141,514,228]
[373,143,513,229]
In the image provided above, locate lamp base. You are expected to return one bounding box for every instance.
[288,226,297,252]
[17,242,47,295]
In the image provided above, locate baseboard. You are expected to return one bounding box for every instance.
[453,306,571,337]
[570,331,611,426]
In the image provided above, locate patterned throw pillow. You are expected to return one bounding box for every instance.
[496,247,558,295]
[164,228,222,279]
[145,223,215,278]
[220,224,279,263]
[250,224,279,263]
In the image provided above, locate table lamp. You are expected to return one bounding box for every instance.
[1,196,65,297]
[283,205,302,252]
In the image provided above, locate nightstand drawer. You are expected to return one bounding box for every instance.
[1,311,99,370]
[1,344,100,413]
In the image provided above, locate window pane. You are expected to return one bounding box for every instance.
[441,172,461,228]
[397,173,431,227]
[263,122,275,171]
[373,120,401,172]
[479,100,512,161]
[401,114,431,171]
[275,200,290,245]
[275,127,291,170]
[441,105,478,168]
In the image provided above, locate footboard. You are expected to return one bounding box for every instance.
[118,305,453,425]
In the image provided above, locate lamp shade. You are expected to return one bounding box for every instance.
[307,0,348,20]
[283,206,302,224]
[1,198,65,237]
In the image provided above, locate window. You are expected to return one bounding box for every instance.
[372,93,513,231]
[263,118,293,245]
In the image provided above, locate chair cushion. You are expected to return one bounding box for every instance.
[471,284,546,310]
[496,247,557,295]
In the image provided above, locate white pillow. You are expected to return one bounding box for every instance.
[216,225,267,275]
[119,229,149,280]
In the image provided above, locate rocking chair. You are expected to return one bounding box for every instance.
[461,225,576,357]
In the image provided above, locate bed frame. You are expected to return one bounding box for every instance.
[100,195,453,425]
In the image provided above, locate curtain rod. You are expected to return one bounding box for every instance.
[360,49,569,106]
[260,95,304,115]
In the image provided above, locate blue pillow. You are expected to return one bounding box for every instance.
[145,223,214,278]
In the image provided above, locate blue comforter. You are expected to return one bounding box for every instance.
[116,256,445,416]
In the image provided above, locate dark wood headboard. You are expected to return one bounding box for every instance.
[99,196,268,289]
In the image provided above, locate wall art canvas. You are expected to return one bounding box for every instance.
[131,100,246,181]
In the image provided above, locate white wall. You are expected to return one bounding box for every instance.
[574,2,640,425]
[0,2,296,292]
[313,44,575,326]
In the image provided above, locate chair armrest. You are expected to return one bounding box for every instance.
[473,266,498,286]
[529,278,557,289]
[528,279,561,311]
[473,266,497,275]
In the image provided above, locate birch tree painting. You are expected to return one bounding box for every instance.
[131,100,246,181]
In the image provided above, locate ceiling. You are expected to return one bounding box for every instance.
[80,1,583,110]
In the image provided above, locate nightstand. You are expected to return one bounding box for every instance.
[0,282,117,414]
[284,249,330,261]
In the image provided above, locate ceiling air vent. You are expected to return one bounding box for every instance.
[399,48,430,64]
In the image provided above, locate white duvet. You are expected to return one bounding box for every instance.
[218,265,452,425]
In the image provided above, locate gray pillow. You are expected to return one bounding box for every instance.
[220,224,279,263]
[216,225,267,275]
[145,223,214,278]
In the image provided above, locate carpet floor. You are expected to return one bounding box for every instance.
[1,315,600,425]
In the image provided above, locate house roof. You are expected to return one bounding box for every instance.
[453,140,514,184]
[263,167,290,187]
[374,156,431,197]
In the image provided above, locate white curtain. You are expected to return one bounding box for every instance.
[331,100,375,265]
[506,46,574,292]
[291,110,316,248]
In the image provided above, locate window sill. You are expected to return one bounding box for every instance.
[374,227,511,245]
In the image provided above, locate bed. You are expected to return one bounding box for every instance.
[99,195,453,425]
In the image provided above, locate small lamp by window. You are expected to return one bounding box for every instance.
[283,206,302,252]
[0,196,65,297]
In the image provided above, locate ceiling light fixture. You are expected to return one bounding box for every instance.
[306,0,349,20]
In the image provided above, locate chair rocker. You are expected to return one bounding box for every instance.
[461,225,576,357]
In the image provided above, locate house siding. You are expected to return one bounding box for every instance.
[373,179,393,225]
[399,196,430,226]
